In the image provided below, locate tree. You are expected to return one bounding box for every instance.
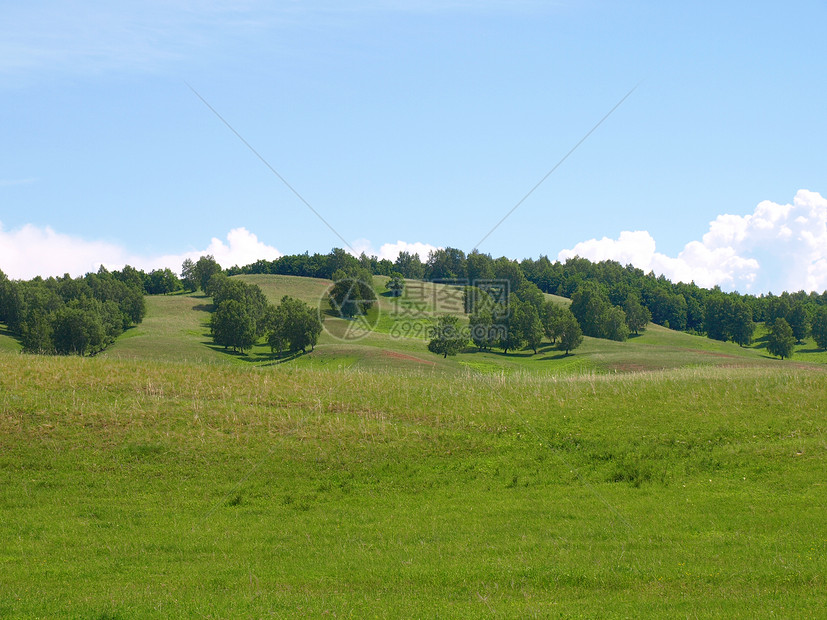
[427,314,466,358]
[514,301,543,354]
[51,305,105,356]
[195,255,222,292]
[602,306,630,342]
[728,300,755,347]
[766,318,795,360]
[540,300,567,344]
[328,269,376,318]
[181,258,197,292]
[623,296,651,335]
[557,309,583,355]
[425,247,466,281]
[788,303,810,344]
[146,268,180,295]
[211,299,256,353]
[812,306,827,350]
[465,250,494,284]
[705,295,730,341]
[394,251,425,280]
[274,295,323,354]
[385,272,405,298]
[570,282,610,338]
[469,309,497,351]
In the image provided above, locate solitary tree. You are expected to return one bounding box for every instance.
[427,314,467,358]
[385,272,405,298]
[328,269,377,318]
[766,318,795,360]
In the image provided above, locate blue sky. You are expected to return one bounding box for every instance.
[1,0,825,293]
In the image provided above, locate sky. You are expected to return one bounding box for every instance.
[1,0,825,294]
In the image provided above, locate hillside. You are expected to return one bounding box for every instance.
[88,274,825,374]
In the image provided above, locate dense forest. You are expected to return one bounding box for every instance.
[0,266,146,355]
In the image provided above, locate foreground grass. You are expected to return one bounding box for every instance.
[1,352,825,617]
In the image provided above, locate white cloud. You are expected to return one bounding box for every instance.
[145,228,282,272]
[348,239,440,262]
[0,224,281,280]
[376,240,440,261]
[0,222,129,280]
[559,189,827,293]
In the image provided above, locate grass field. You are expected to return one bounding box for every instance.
[1,352,825,617]
[1,276,826,616]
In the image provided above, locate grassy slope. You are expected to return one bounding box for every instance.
[1,353,825,617]
[225,275,821,375]
[0,323,21,353]
[103,293,227,365]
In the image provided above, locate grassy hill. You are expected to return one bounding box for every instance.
[1,351,825,617]
[90,274,824,375]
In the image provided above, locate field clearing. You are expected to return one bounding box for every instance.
[1,351,825,617]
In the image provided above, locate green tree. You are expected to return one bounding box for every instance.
[468,309,497,351]
[465,250,494,284]
[427,314,467,358]
[385,272,405,298]
[181,258,197,292]
[211,299,256,353]
[788,303,810,343]
[623,296,651,335]
[728,300,755,347]
[20,311,54,354]
[557,309,583,355]
[811,306,827,350]
[276,295,323,354]
[51,305,105,356]
[328,269,376,318]
[766,318,795,360]
[540,300,567,344]
[498,303,525,354]
[393,251,425,280]
[602,306,630,342]
[195,255,222,292]
[570,282,610,338]
[515,301,544,354]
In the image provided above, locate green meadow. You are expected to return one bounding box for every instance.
[1,274,826,617]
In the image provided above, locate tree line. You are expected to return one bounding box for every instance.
[0,266,146,355]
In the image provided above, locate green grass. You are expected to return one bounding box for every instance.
[1,352,825,617]
[102,293,228,364]
[0,323,21,353]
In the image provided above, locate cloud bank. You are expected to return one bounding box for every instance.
[350,239,440,262]
[559,189,827,292]
[0,225,281,280]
